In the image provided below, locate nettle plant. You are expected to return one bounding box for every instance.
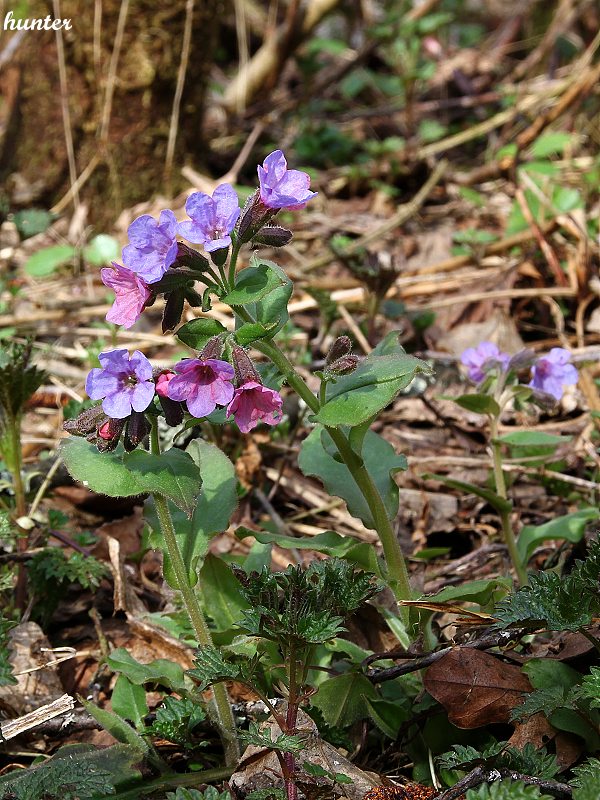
[61,150,431,765]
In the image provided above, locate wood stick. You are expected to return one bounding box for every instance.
[0,694,75,742]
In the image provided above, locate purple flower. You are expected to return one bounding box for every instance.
[178,185,240,253]
[122,210,178,283]
[101,262,152,328]
[461,342,510,383]
[86,350,155,419]
[227,381,283,433]
[257,150,317,211]
[529,348,578,401]
[166,358,235,418]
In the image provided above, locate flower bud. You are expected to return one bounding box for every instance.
[236,189,276,243]
[124,410,151,451]
[507,348,537,372]
[199,335,226,360]
[63,405,106,437]
[324,354,359,379]
[252,225,293,248]
[155,370,175,399]
[96,417,125,452]
[230,344,260,385]
[162,289,185,333]
[326,335,352,365]
[174,241,210,273]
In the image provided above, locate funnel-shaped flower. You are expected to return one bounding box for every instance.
[101,262,152,328]
[529,348,578,401]
[166,358,235,418]
[227,381,283,433]
[122,210,178,283]
[86,350,155,419]
[461,342,510,383]
[258,150,317,211]
[178,185,240,253]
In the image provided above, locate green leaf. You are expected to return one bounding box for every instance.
[419,577,512,608]
[553,186,583,213]
[0,744,142,800]
[61,439,147,498]
[580,667,600,709]
[61,440,201,516]
[424,474,512,516]
[146,440,237,587]
[465,780,552,799]
[454,394,500,415]
[299,427,407,530]
[222,262,286,305]
[13,208,54,239]
[176,317,228,350]
[234,321,278,345]
[311,672,377,727]
[106,648,186,691]
[81,698,151,756]
[239,721,307,754]
[315,352,431,427]
[111,674,148,729]
[198,553,249,633]
[146,696,206,748]
[572,758,600,800]
[530,131,573,158]
[25,244,75,277]
[517,509,598,563]
[365,697,410,738]
[124,449,201,516]
[83,234,120,266]
[187,646,243,690]
[245,259,293,337]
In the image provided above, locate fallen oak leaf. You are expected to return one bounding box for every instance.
[423,648,531,728]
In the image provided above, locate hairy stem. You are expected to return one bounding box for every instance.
[252,335,413,615]
[489,415,528,587]
[149,422,239,764]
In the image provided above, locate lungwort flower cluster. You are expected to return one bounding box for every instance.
[460,341,578,403]
[73,150,315,449]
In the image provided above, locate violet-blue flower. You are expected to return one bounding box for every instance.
[122,209,179,283]
[529,348,578,401]
[166,358,235,418]
[101,262,152,328]
[86,349,155,419]
[178,185,240,253]
[258,150,317,211]
[461,342,510,383]
[227,381,283,433]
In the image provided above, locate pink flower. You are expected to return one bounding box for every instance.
[155,370,175,398]
[227,381,283,433]
[101,262,152,329]
[166,358,235,418]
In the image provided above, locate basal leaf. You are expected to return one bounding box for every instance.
[517,509,598,563]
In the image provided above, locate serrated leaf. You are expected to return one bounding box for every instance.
[25,244,75,277]
[580,667,600,709]
[111,674,148,729]
[0,743,142,800]
[187,647,242,690]
[176,317,228,350]
[239,721,306,753]
[299,427,407,530]
[465,780,553,799]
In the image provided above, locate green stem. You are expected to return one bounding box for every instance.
[7,420,26,518]
[489,415,528,587]
[149,421,239,764]
[252,336,413,616]
[227,242,241,288]
[110,766,234,800]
